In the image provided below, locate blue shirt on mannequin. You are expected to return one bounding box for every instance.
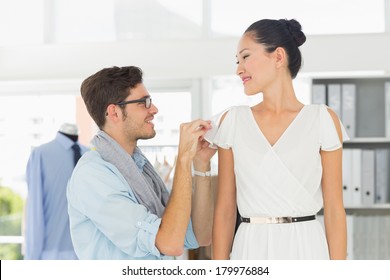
[25,132,88,259]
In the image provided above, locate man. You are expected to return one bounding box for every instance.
[67,66,215,259]
[25,123,88,259]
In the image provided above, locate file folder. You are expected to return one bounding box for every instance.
[342,149,353,207]
[341,84,356,138]
[328,84,342,119]
[361,149,375,206]
[375,148,390,203]
[351,149,362,206]
[385,82,390,138]
[312,84,326,104]
[346,215,355,260]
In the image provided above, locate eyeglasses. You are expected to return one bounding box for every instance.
[115,96,152,109]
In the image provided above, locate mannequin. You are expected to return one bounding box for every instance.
[25,123,88,259]
[58,123,79,142]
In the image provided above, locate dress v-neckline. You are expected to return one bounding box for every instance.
[248,105,307,149]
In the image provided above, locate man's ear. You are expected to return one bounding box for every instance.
[106,104,120,121]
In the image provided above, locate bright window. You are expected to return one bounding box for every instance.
[0,95,77,197]
[0,94,77,259]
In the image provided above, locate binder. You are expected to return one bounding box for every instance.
[311,84,326,104]
[361,149,375,206]
[351,149,362,206]
[375,148,390,204]
[346,215,355,260]
[341,84,356,138]
[353,215,364,259]
[327,84,342,119]
[385,82,390,138]
[342,149,353,207]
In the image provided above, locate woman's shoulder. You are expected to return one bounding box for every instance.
[219,105,250,125]
[225,104,252,116]
[302,103,333,119]
[307,103,341,121]
[304,103,323,111]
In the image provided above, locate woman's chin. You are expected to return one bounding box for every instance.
[244,89,261,96]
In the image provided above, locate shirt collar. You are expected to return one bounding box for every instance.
[132,147,147,171]
[56,131,78,150]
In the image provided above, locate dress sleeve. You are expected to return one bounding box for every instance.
[319,104,350,151]
[204,107,236,149]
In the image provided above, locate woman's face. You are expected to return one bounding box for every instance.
[236,33,277,95]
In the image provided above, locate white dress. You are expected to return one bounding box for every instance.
[209,104,349,260]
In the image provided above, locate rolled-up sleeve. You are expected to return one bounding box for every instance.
[134,215,162,258]
[183,219,199,249]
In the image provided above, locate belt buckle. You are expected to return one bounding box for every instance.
[278,217,292,223]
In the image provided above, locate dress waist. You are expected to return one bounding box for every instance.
[241,215,316,224]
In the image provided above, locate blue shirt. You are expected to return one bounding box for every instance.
[25,132,88,259]
[67,149,199,260]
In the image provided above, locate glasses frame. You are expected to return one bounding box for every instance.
[115,96,152,109]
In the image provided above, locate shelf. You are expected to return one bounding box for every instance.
[345,138,390,144]
[345,204,390,210]
[345,204,390,215]
[318,204,390,215]
[312,78,390,259]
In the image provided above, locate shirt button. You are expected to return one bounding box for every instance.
[137,222,142,226]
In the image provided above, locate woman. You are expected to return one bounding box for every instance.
[209,19,348,259]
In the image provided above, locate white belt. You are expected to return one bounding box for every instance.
[241,215,316,224]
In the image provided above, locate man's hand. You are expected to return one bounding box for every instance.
[193,139,217,171]
[177,119,212,161]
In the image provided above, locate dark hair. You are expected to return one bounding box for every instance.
[245,18,306,79]
[80,66,143,129]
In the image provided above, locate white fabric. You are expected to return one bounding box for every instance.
[204,107,231,149]
[208,104,349,260]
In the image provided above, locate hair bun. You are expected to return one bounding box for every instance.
[281,19,306,47]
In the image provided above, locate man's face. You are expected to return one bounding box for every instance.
[119,83,159,142]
